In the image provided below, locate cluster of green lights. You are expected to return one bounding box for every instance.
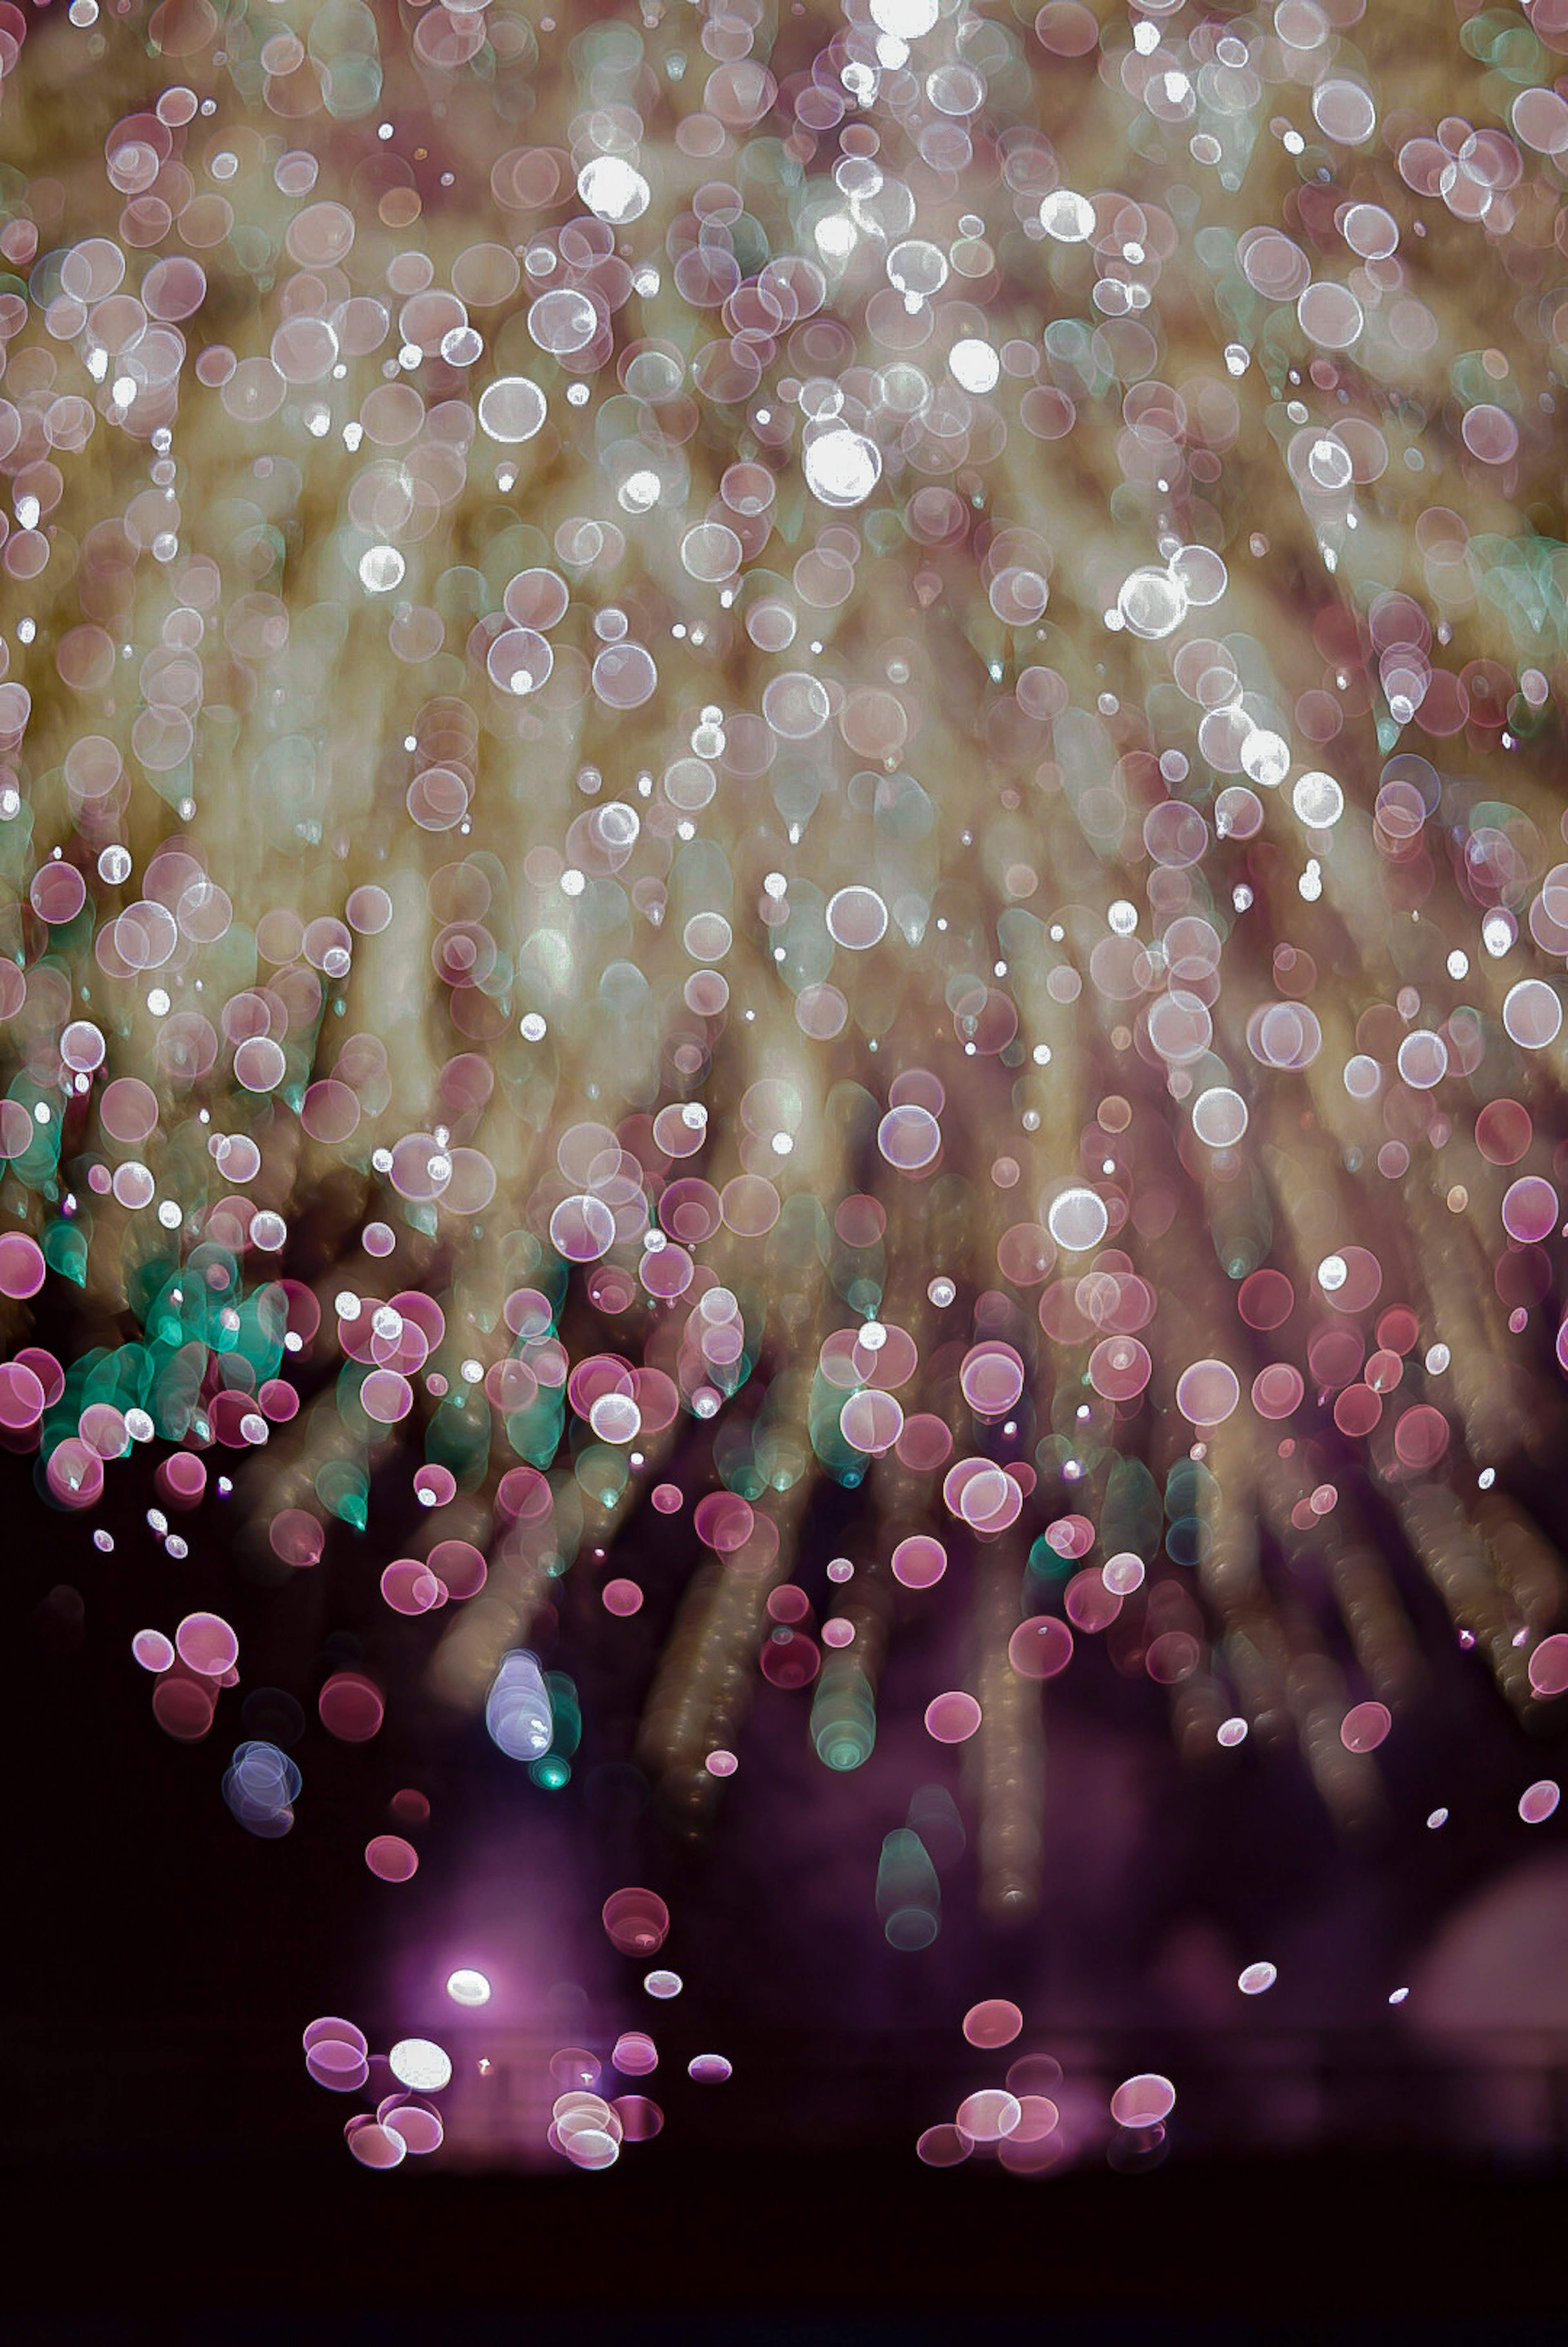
[811,1653,877,1772]
[528,1670,581,1792]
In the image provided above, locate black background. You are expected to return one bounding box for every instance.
[6,1422,1566,2346]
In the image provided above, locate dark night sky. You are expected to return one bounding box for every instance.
[6,1412,1567,2338]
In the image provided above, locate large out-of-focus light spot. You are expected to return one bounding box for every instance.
[949,338,1000,394]
[878,1103,941,1170]
[1529,1635,1568,1698]
[869,0,938,35]
[477,376,546,442]
[803,427,881,508]
[924,1690,982,1743]
[1039,188,1096,241]
[1175,1359,1240,1425]
[963,1999,1024,2049]
[577,156,650,224]
[358,544,404,594]
[1046,1186,1109,1252]
[956,2089,1022,2142]
[1192,1087,1248,1147]
[366,1834,419,1882]
[389,2038,453,2093]
[1503,979,1562,1051]
[1340,1700,1392,1753]
[1110,2073,1176,2127]
[485,1651,553,1760]
[603,1886,670,1956]
[1116,567,1188,639]
[1292,770,1345,828]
